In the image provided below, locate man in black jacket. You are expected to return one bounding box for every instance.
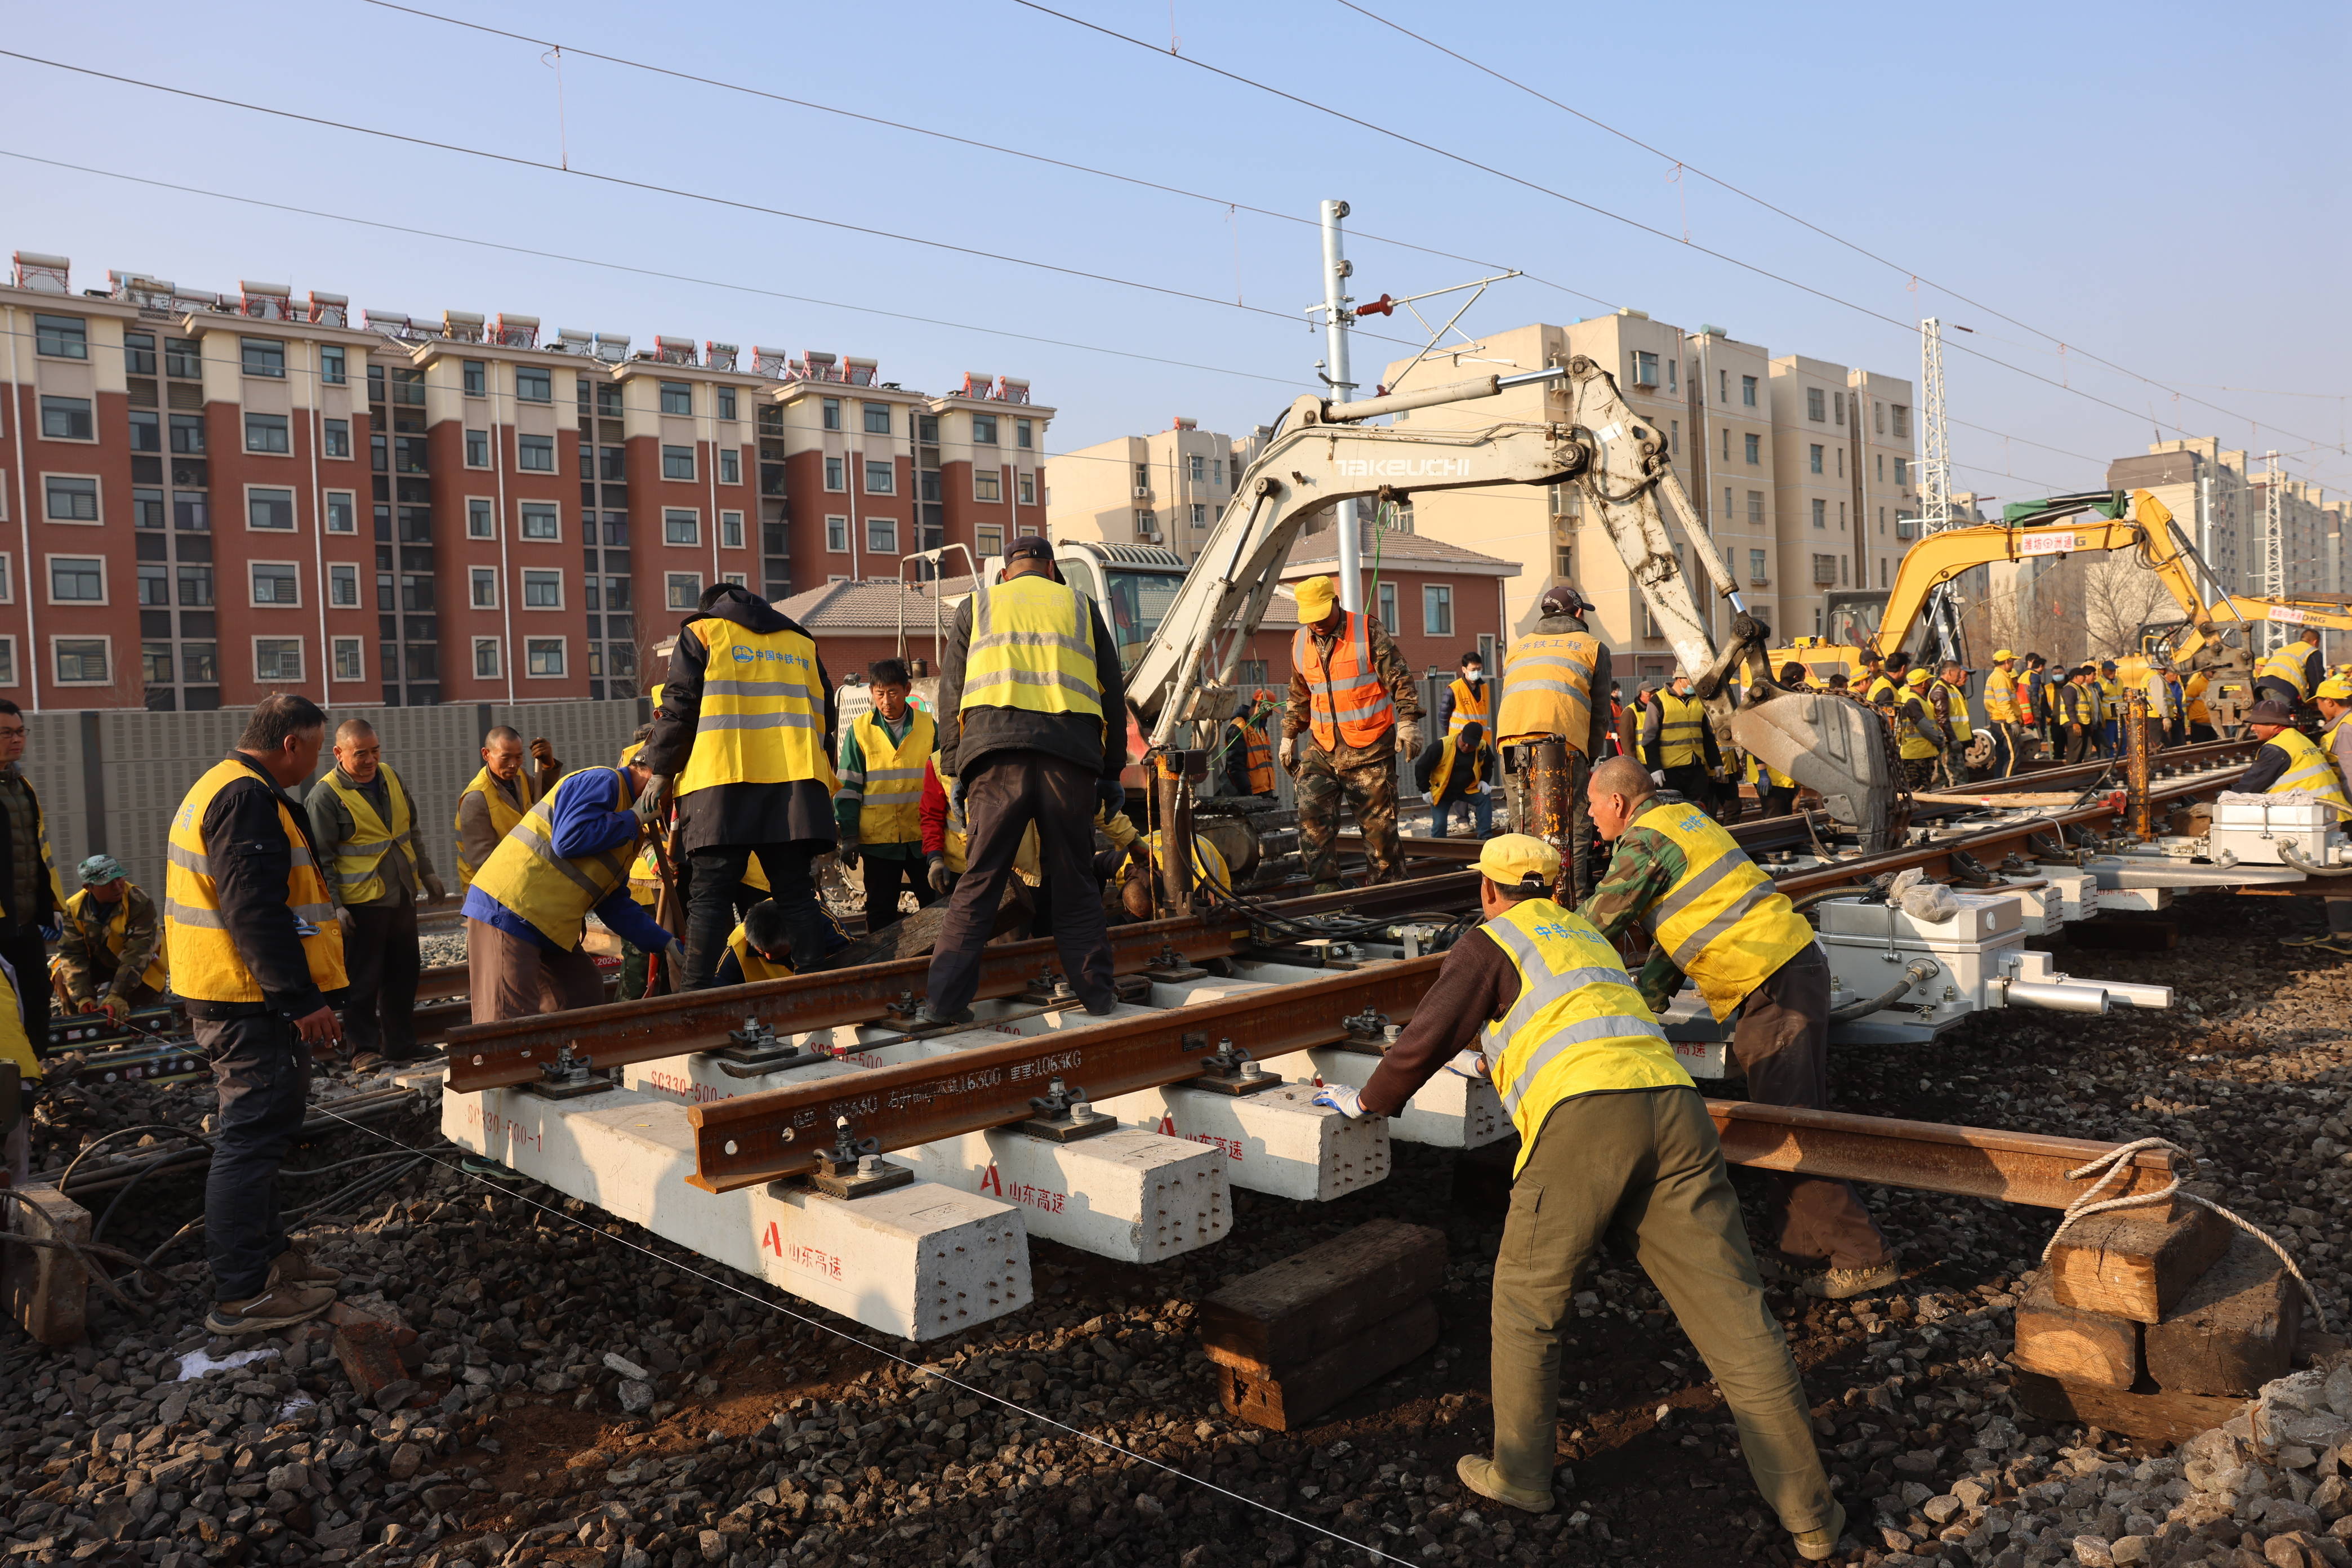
[0,698,61,1052]
[921,537,1128,1024]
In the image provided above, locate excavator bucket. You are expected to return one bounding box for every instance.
[1730,692,1895,854]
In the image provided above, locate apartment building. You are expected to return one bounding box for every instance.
[0,251,1047,711]
[2113,438,2337,604]
[1765,355,1919,639]
[1046,418,1262,564]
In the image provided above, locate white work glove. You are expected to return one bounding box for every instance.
[1649,769,1667,786]
[1396,720,1424,757]
[1442,1050,1490,1080]
[1277,734,1298,771]
[1312,1084,1369,1119]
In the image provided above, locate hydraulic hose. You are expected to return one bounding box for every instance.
[2280,843,2352,877]
[1828,959,1939,1022]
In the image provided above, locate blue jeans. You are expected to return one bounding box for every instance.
[1431,790,1493,838]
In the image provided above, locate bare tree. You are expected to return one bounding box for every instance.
[2079,551,2176,660]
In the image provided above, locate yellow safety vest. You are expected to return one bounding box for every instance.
[455,764,536,890]
[725,923,796,985]
[1445,676,1492,738]
[1895,695,1940,761]
[1496,631,1602,750]
[2186,672,2211,726]
[676,618,836,798]
[63,887,167,995]
[1429,732,1491,800]
[0,962,34,1083]
[165,759,347,1003]
[1864,674,1897,707]
[469,768,642,951]
[1631,800,1815,1021]
[2260,727,2350,809]
[1983,669,2019,723]
[1478,899,1689,1174]
[844,708,936,845]
[1745,750,1793,791]
[2098,678,2122,720]
[1932,680,1974,742]
[319,765,417,906]
[1654,692,1708,768]
[2259,648,2315,701]
[963,574,1103,720]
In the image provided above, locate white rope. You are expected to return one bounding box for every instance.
[2039,1135,2332,1334]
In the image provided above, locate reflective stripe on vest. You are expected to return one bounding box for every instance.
[1497,631,1602,750]
[677,618,837,798]
[65,887,168,995]
[1983,670,2019,723]
[1896,695,1940,761]
[164,759,348,1002]
[1236,720,1276,795]
[839,708,937,845]
[1148,830,1230,893]
[322,765,417,905]
[1934,681,1974,741]
[469,768,641,950]
[1293,612,1395,750]
[456,764,536,890]
[2263,728,2350,808]
[1445,676,1492,737]
[1478,900,1689,1174]
[963,574,1104,718]
[1655,692,1707,768]
[1865,675,1897,707]
[727,923,796,985]
[1632,800,1816,1022]
[2259,649,2313,700]
[2099,678,2122,719]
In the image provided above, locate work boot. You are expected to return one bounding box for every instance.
[1455,1454,1554,1514]
[268,1248,343,1287]
[1081,994,1120,1017]
[2317,936,2352,959]
[2280,931,2333,947]
[206,1284,336,1335]
[915,1004,974,1028]
[1793,1500,1848,1562]
[1801,1258,1901,1300]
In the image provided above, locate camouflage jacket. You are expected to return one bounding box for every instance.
[57,883,162,1006]
[1284,614,1424,768]
[1573,792,1702,1014]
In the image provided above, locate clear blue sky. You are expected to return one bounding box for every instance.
[3,0,2344,505]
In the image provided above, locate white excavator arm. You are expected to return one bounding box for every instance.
[1130,358,1896,850]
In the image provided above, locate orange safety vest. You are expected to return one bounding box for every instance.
[1235,718,1276,794]
[1291,612,1396,751]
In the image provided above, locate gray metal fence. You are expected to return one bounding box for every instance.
[25,699,650,899]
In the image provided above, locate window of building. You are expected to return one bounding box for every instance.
[1188,454,1205,483]
[163,337,199,378]
[1749,548,1768,585]
[1893,456,1909,487]
[1006,418,1028,449]
[821,398,841,431]
[1422,583,1454,636]
[1666,358,1678,393]
[249,638,301,683]
[473,638,500,679]
[1891,404,1910,438]
[54,638,108,684]
[663,509,700,546]
[1812,554,1837,586]
[177,565,212,607]
[522,569,563,608]
[518,434,554,472]
[665,573,702,609]
[1720,428,1730,462]
[137,563,168,608]
[402,574,435,613]
[181,642,216,682]
[519,502,560,540]
[142,642,172,685]
[1631,350,1658,387]
[719,448,741,485]
[1879,557,1890,589]
[38,396,93,443]
[48,556,104,603]
[862,460,894,495]
[1748,491,1765,526]
[320,492,355,534]
[1211,458,1224,486]
[973,470,1000,503]
[825,516,849,552]
[34,314,87,359]
[333,637,364,681]
[463,428,491,468]
[866,517,898,554]
[720,510,744,549]
[248,488,296,530]
[1873,400,1886,435]
[329,563,360,607]
[44,476,98,522]
[589,445,620,482]
[323,418,351,458]
[469,567,498,608]
[1738,374,1756,408]
[1744,433,1760,465]
[1808,444,1823,475]
[1191,503,1207,527]
[1017,523,1040,537]
[717,386,737,421]
[1811,498,1827,529]
[1833,391,1845,426]
[849,401,885,436]
[1019,473,1037,506]
[515,366,552,403]
[660,381,693,416]
[464,498,494,540]
[170,414,204,455]
[1134,463,1150,491]
[1839,555,1849,585]
[462,360,487,397]
[976,525,1003,556]
[1836,448,1844,479]
[241,338,286,378]
[320,345,346,385]
[128,411,161,453]
[250,562,300,606]
[242,413,289,455]
[823,456,845,491]
[1376,581,1399,636]
[972,414,999,445]
[1805,387,1825,423]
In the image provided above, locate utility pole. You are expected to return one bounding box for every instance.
[2263,449,2284,651]
[1318,199,1362,613]
[1918,318,1953,533]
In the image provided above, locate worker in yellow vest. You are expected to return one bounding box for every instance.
[2096,661,2124,758]
[1980,650,2022,778]
[2274,678,2352,956]
[640,583,840,990]
[2183,670,2219,742]
[1578,755,1896,1299]
[919,536,1128,1026]
[1285,574,1423,890]
[1313,834,1843,1559]
[454,726,562,890]
[835,657,938,934]
[1928,661,1975,789]
[711,897,853,986]
[0,956,37,1189]
[52,854,166,1023]
[1437,648,1493,743]
[165,695,349,1334]
[1498,583,1612,897]
[305,719,442,1066]
[1416,720,1496,838]
[1863,653,1902,709]
[1640,670,1721,817]
[2256,628,2324,711]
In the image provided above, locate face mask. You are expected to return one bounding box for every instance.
[1464,672,1483,686]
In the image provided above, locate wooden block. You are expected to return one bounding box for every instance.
[2047,1205,2230,1324]
[1216,1298,1440,1431]
[2012,1271,2142,1390]
[1,1182,90,1348]
[1199,1218,1446,1370]
[2011,1369,2249,1446]
[2145,1229,2303,1397]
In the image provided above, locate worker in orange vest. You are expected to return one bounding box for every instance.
[1282,575,1423,890]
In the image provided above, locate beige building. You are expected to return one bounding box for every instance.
[1046,418,1262,564]
[2113,438,2336,605]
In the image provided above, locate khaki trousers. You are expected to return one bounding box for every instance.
[1490,1086,1835,1534]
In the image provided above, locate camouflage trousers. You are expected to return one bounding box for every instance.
[1297,744,1402,890]
[1900,757,1938,791]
